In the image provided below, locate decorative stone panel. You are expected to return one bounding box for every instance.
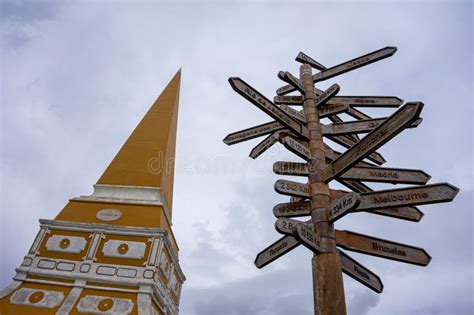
[45,235,87,254]
[10,288,64,308]
[102,240,146,260]
[76,295,134,314]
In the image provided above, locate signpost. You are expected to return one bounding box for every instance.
[338,249,383,293]
[277,46,398,95]
[295,51,326,71]
[335,230,431,266]
[274,179,310,198]
[273,200,311,217]
[294,224,324,253]
[223,46,459,315]
[328,192,361,222]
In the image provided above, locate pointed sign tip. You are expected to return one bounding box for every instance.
[386,46,398,54]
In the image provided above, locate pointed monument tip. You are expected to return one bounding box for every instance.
[97,70,181,189]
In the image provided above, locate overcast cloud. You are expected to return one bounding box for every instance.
[1,1,472,314]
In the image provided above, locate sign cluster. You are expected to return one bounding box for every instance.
[223,47,458,295]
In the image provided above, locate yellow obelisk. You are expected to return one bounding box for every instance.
[0,70,185,315]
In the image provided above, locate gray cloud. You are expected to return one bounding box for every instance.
[1,1,472,315]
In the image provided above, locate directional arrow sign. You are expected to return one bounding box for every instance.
[315,84,340,107]
[274,95,303,105]
[322,117,422,136]
[338,249,383,293]
[335,230,431,266]
[326,109,359,140]
[249,132,279,159]
[327,114,360,142]
[327,96,403,107]
[273,161,308,177]
[273,200,311,218]
[327,134,386,165]
[274,97,351,119]
[294,224,324,253]
[339,166,431,185]
[279,71,305,94]
[223,121,284,145]
[327,102,423,179]
[275,179,310,198]
[229,77,309,139]
[295,51,327,71]
[277,46,397,95]
[254,236,300,269]
[275,218,310,236]
[328,192,361,222]
[356,183,459,210]
[281,136,311,160]
[346,107,372,120]
[320,104,350,118]
[325,144,377,168]
[275,94,403,108]
[280,105,306,123]
[338,179,424,222]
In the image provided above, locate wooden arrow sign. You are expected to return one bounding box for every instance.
[294,224,324,254]
[275,94,402,108]
[280,105,306,123]
[327,134,386,165]
[223,121,284,145]
[338,249,383,293]
[326,102,423,180]
[274,179,310,198]
[327,114,360,142]
[316,84,340,107]
[335,230,431,266]
[274,95,303,105]
[295,51,327,71]
[254,236,300,269]
[279,71,305,94]
[328,192,361,222]
[339,166,431,185]
[338,179,424,222]
[229,77,309,139]
[324,144,377,168]
[346,106,372,120]
[281,136,311,160]
[249,132,279,159]
[327,96,403,107]
[322,117,422,136]
[273,161,308,177]
[273,200,311,218]
[356,183,459,210]
[320,104,350,118]
[277,46,397,95]
[275,218,310,236]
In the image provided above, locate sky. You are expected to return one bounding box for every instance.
[0,1,473,314]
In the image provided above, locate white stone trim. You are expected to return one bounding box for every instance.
[72,184,172,226]
[55,280,86,315]
[38,219,185,280]
[0,273,26,299]
[29,227,49,255]
[138,292,152,315]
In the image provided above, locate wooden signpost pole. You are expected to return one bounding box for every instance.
[223,46,459,313]
[300,64,347,314]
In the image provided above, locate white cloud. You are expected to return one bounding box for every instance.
[1,1,472,314]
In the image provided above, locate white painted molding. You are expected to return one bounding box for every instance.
[72,184,172,226]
